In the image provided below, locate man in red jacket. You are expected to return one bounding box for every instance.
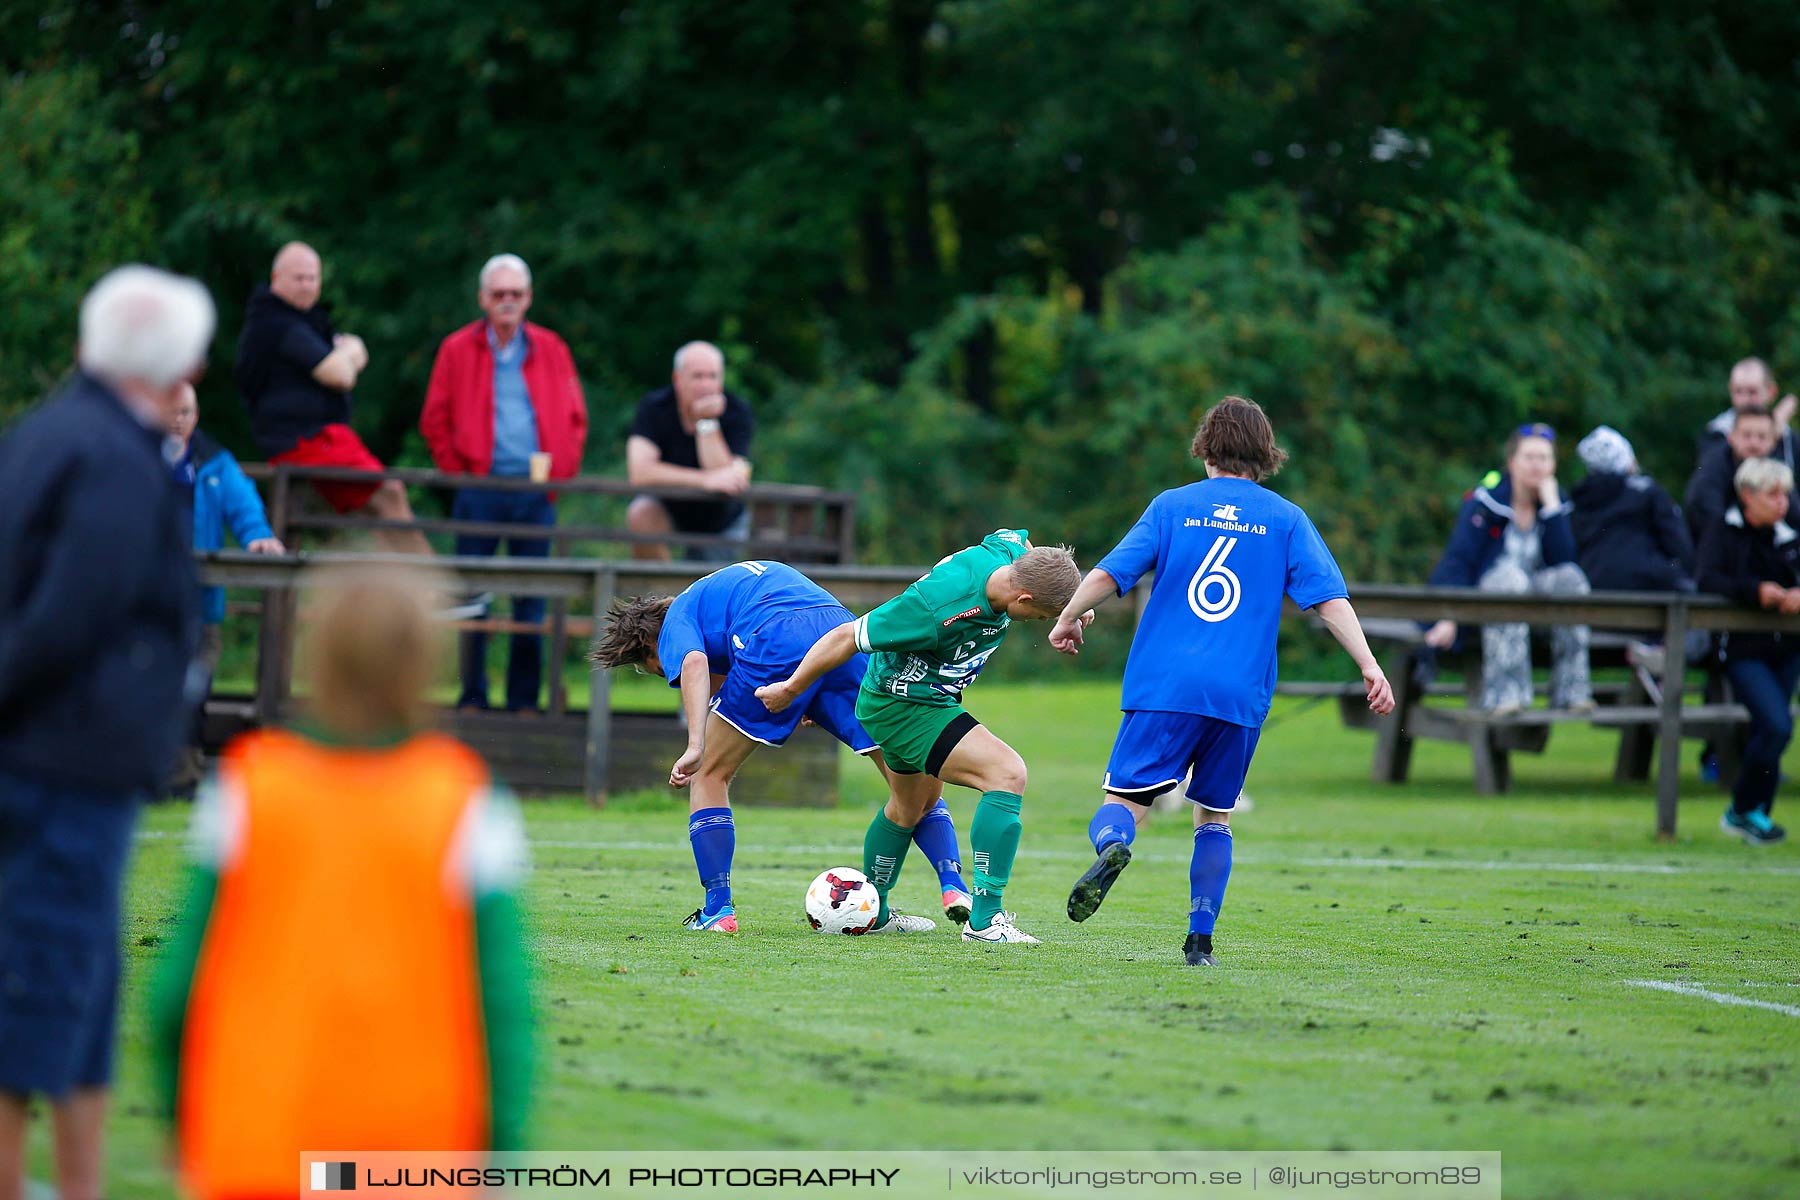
[421,253,588,712]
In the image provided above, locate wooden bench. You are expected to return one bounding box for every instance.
[1336,616,1748,794]
[1313,584,1800,833]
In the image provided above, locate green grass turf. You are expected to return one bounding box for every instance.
[56,683,1800,1198]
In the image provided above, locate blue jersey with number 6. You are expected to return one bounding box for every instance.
[1096,476,1347,727]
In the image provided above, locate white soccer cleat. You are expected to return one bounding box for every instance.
[961,911,1040,944]
[867,909,936,934]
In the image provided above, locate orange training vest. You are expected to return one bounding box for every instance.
[177,729,493,1197]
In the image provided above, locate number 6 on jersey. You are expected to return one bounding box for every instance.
[1187,535,1241,622]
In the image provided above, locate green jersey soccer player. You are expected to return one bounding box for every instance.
[758,530,1090,943]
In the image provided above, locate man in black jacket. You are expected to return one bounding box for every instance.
[1684,407,1800,546]
[0,266,210,1200]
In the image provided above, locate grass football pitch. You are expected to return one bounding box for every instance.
[85,682,1800,1198]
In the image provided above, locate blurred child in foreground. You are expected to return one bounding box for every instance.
[150,563,533,1196]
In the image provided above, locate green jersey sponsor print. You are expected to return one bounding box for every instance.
[853,529,1030,706]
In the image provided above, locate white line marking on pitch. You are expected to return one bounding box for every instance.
[1623,980,1800,1018]
[132,829,1800,876]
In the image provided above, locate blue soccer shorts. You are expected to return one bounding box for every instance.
[709,605,877,753]
[1102,709,1260,810]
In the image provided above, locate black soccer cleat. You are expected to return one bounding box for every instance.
[1183,933,1217,967]
[1066,841,1133,922]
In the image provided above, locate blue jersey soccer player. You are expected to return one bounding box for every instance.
[589,561,971,933]
[1048,396,1395,966]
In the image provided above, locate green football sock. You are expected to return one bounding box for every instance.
[863,810,916,925]
[969,790,1023,931]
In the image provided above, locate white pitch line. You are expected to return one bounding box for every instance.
[131,829,1800,876]
[1623,980,1800,1018]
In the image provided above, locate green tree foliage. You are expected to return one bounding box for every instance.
[0,65,155,420]
[5,0,1799,575]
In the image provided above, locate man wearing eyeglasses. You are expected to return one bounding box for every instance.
[420,253,590,713]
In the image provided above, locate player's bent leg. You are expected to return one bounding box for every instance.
[1068,791,1153,923]
[864,751,970,915]
[860,768,940,933]
[935,727,1036,942]
[682,715,761,933]
[913,798,971,924]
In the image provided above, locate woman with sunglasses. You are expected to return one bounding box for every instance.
[1423,423,1595,715]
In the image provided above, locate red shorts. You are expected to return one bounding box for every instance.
[270,424,385,513]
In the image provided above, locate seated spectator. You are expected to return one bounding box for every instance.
[625,341,754,561]
[1698,357,1796,470]
[421,253,589,713]
[149,563,534,1198]
[1423,423,1594,715]
[1570,425,1694,591]
[1684,406,1800,546]
[166,383,285,797]
[1694,457,1800,846]
[233,241,430,555]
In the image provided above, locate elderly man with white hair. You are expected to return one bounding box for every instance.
[420,253,588,712]
[625,340,755,561]
[0,266,210,1200]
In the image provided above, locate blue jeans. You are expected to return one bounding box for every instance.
[1723,652,1800,816]
[453,487,555,711]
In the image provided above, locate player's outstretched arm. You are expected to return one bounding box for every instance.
[669,650,714,788]
[1049,568,1116,655]
[1314,598,1396,715]
[757,621,857,713]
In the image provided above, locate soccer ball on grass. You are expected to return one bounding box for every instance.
[804,866,881,935]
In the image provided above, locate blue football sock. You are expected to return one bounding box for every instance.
[910,798,968,893]
[1189,822,1233,935]
[688,807,735,913]
[1089,801,1139,853]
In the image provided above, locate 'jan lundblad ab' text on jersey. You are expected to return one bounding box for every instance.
[656,561,842,685]
[1097,478,1347,727]
[854,529,1031,706]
